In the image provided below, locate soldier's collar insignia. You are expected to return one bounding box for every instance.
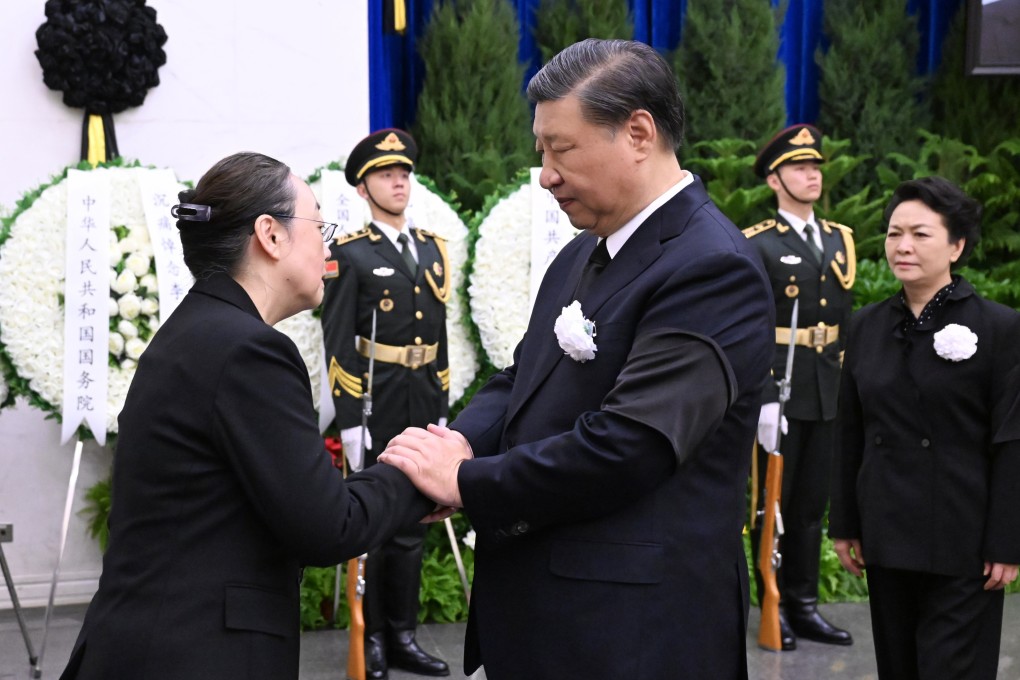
[790,128,816,146]
[375,132,406,152]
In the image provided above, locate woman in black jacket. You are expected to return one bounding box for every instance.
[830,176,1020,680]
[60,153,432,680]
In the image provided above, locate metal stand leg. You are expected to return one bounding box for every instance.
[36,440,84,679]
[0,524,42,678]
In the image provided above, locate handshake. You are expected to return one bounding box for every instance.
[376,423,474,519]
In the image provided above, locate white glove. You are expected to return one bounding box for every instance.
[340,426,372,472]
[437,417,448,428]
[757,402,788,453]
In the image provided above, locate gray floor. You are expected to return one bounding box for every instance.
[3,598,1020,679]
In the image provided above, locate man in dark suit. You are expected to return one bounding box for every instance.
[744,125,855,650]
[320,130,450,679]
[379,39,775,680]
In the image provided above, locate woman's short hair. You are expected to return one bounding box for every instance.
[175,152,295,279]
[526,39,685,152]
[883,176,982,264]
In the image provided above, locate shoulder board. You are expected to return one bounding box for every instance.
[742,219,777,238]
[821,220,853,234]
[334,228,374,246]
[414,228,446,243]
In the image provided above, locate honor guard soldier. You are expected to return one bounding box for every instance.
[745,124,856,651]
[321,129,451,679]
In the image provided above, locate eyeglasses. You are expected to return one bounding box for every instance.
[270,215,338,243]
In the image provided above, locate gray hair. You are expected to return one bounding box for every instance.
[526,39,685,151]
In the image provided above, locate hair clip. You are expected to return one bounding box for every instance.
[171,203,212,222]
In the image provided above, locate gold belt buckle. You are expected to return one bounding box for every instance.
[405,345,427,368]
[809,326,827,347]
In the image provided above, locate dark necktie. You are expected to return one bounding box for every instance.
[397,232,417,275]
[574,239,611,300]
[803,223,823,264]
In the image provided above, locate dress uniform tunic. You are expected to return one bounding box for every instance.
[321,222,450,448]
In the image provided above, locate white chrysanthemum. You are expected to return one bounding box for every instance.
[0,166,183,435]
[469,184,535,369]
[111,269,138,295]
[117,293,142,320]
[140,297,159,316]
[307,172,478,406]
[109,332,125,356]
[117,318,139,339]
[933,323,978,362]
[124,337,147,361]
[139,273,158,292]
[125,252,151,278]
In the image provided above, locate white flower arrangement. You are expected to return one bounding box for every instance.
[933,323,978,362]
[309,170,479,406]
[108,225,161,365]
[554,300,597,362]
[468,182,534,369]
[0,165,180,435]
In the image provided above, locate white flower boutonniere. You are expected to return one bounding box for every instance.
[554,300,597,362]
[933,323,978,362]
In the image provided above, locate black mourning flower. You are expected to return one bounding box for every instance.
[35,0,168,114]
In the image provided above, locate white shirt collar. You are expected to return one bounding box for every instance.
[372,220,417,255]
[777,208,821,248]
[603,171,695,258]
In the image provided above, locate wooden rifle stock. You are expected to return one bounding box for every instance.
[345,554,367,680]
[347,308,375,680]
[757,451,784,652]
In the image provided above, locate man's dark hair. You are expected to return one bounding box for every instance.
[176,152,295,280]
[883,176,982,265]
[526,38,685,151]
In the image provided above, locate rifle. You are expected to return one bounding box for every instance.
[345,309,376,680]
[757,299,798,652]
[345,553,367,680]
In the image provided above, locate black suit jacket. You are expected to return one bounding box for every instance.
[61,273,431,680]
[451,178,774,680]
[830,279,1020,576]
[743,215,855,420]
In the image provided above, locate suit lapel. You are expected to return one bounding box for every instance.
[505,178,710,424]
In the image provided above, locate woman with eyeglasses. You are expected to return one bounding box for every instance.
[59,152,434,680]
[829,176,1020,680]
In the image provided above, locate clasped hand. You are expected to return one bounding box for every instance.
[378,423,472,517]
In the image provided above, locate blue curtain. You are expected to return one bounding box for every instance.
[369,0,964,132]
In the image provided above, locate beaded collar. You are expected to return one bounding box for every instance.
[900,275,959,332]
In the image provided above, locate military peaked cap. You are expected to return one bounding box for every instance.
[345,128,418,186]
[754,124,825,178]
